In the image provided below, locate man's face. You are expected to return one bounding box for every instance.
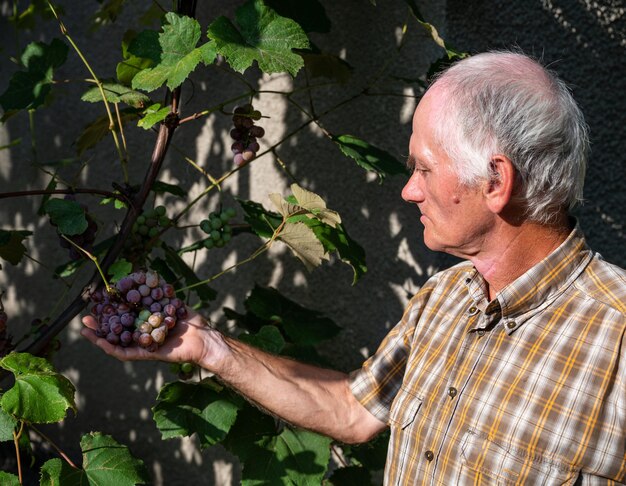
[401,87,492,257]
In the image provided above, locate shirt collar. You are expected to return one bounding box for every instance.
[464,223,593,334]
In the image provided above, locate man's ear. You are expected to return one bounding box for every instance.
[483,155,515,214]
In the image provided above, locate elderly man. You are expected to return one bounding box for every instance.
[82,51,626,484]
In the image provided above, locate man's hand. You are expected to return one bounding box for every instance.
[81,310,227,369]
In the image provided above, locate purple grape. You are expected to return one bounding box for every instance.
[163,284,175,298]
[138,284,151,297]
[170,298,183,309]
[141,296,154,307]
[164,316,176,329]
[164,304,176,317]
[138,333,153,348]
[116,277,134,293]
[247,141,260,153]
[151,287,164,301]
[176,307,188,319]
[110,321,123,335]
[150,302,162,313]
[126,289,141,304]
[120,330,133,346]
[145,271,159,288]
[242,150,256,162]
[234,153,245,167]
[249,126,264,138]
[231,141,244,153]
[106,333,120,345]
[131,271,146,285]
[120,313,135,327]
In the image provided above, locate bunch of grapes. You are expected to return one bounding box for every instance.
[88,269,187,352]
[230,104,264,167]
[125,205,171,256]
[199,207,237,249]
[55,195,98,261]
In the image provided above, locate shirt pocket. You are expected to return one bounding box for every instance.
[458,430,579,486]
[388,387,423,429]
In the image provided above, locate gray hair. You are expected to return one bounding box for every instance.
[431,51,589,224]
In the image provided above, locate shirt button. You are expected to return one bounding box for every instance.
[506,321,516,330]
[448,387,457,398]
[477,330,485,336]
[468,306,478,316]
[425,450,434,461]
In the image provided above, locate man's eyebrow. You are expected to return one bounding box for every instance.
[406,155,416,170]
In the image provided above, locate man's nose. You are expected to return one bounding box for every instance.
[401,173,424,203]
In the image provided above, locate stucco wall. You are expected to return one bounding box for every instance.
[0,1,623,485]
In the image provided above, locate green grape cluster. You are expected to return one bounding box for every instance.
[199,207,236,249]
[132,205,170,240]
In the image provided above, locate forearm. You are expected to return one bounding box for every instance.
[197,329,384,444]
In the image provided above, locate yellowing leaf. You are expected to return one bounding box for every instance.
[278,222,327,271]
[291,183,340,227]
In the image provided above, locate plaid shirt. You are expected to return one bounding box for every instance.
[350,225,626,485]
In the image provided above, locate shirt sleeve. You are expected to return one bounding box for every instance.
[349,297,422,424]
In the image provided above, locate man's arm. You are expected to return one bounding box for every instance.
[81,311,386,444]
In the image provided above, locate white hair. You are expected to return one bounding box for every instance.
[431,51,589,224]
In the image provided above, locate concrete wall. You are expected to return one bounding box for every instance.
[0,1,623,485]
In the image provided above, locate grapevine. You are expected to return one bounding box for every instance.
[199,207,237,249]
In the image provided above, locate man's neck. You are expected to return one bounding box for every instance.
[469,217,573,301]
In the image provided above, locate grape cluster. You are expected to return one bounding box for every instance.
[199,207,236,249]
[125,205,171,256]
[230,104,264,167]
[89,269,187,352]
[56,195,98,261]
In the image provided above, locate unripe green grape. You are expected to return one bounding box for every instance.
[203,238,214,249]
[215,238,225,248]
[210,230,221,241]
[158,216,170,227]
[219,212,231,223]
[138,225,149,236]
[137,215,146,225]
[181,362,194,374]
[223,224,232,234]
[210,217,222,230]
[155,205,166,217]
[148,227,159,238]
[225,208,237,219]
[200,219,211,233]
[222,233,232,243]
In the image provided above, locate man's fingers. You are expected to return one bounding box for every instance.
[82,315,98,331]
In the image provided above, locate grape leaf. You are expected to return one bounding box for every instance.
[75,109,139,155]
[151,180,187,198]
[137,103,171,130]
[0,405,18,442]
[264,0,330,33]
[132,13,217,91]
[163,245,217,302]
[238,325,285,354]
[127,30,161,63]
[81,82,150,108]
[401,0,467,59]
[207,0,309,77]
[294,216,367,285]
[40,432,149,485]
[108,258,132,282]
[44,198,87,236]
[333,134,408,183]
[291,183,340,227]
[0,472,20,486]
[153,379,243,448]
[278,221,328,271]
[0,38,68,111]
[244,286,340,346]
[237,198,282,238]
[0,230,32,266]
[0,352,76,424]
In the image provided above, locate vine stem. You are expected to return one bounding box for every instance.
[0,188,129,204]
[177,218,286,293]
[60,236,113,294]
[30,425,79,469]
[13,421,24,484]
[46,1,126,172]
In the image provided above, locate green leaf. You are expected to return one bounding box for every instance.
[151,180,187,198]
[299,48,352,83]
[0,472,20,486]
[108,259,132,283]
[297,217,367,285]
[44,198,87,236]
[0,352,76,424]
[75,109,139,155]
[270,183,340,228]
[238,325,285,354]
[0,230,32,266]
[163,245,217,302]
[207,0,309,76]
[127,30,161,63]
[264,0,331,33]
[132,13,217,91]
[137,103,170,129]
[81,82,150,108]
[40,432,149,485]
[245,286,340,346]
[0,38,68,111]
[0,406,18,442]
[401,0,467,59]
[333,134,408,183]
[153,379,243,448]
[278,221,327,271]
[237,198,282,238]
